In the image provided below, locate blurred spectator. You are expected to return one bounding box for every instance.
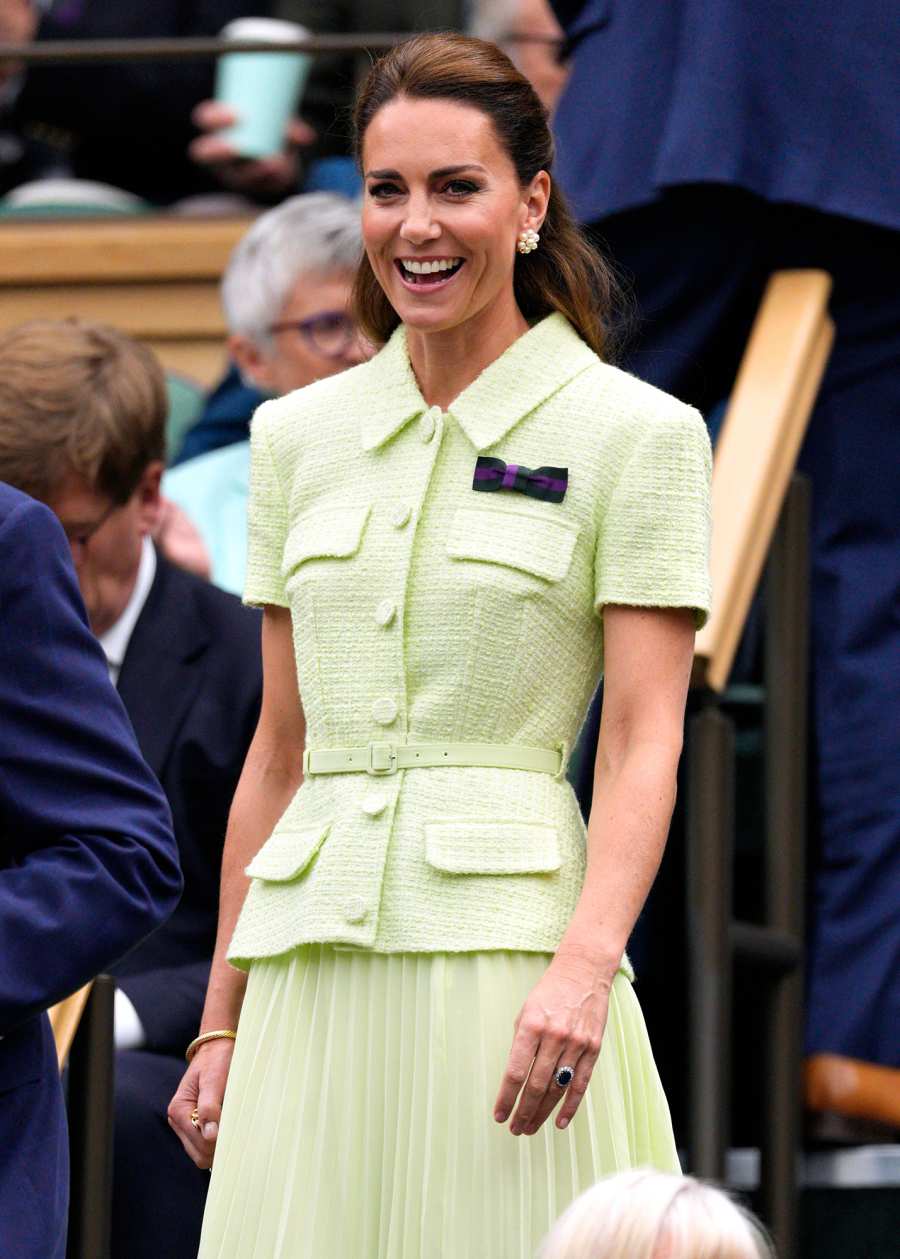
[469,0,567,112]
[164,191,367,593]
[0,0,36,85]
[0,479,180,1259]
[169,361,266,468]
[551,1,900,1133]
[191,0,465,201]
[1,1,275,205]
[0,318,262,1259]
[537,1170,774,1259]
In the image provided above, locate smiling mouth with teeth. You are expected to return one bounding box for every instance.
[396,257,465,286]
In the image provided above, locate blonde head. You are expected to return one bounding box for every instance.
[538,1170,775,1259]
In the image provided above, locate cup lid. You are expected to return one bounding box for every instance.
[219,18,310,43]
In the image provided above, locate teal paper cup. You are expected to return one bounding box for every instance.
[214,18,312,159]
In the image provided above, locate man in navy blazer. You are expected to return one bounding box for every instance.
[552,0,900,1129]
[0,319,262,1259]
[0,482,182,1259]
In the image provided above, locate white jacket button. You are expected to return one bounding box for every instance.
[361,791,387,817]
[344,896,368,923]
[390,505,411,529]
[418,412,436,443]
[374,598,396,627]
[372,697,398,725]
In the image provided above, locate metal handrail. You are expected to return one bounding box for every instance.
[0,32,556,65]
[0,35,403,63]
[64,976,116,1259]
[687,478,810,1258]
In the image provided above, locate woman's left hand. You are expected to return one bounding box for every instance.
[493,952,612,1136]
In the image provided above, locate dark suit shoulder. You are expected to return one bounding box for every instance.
[154,554,261,648]
[170,559,260,634]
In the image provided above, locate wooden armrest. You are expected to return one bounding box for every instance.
[693,270,834,692]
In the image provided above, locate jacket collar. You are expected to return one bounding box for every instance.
[360,313,597,453]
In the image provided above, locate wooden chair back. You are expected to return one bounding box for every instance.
[48,982,93,1071]
[694,269,834,691]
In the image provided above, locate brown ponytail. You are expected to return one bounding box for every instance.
[352,33,621,358]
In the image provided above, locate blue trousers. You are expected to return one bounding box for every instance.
[580,187,900,1068]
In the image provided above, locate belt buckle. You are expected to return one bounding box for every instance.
[367,742,398,775]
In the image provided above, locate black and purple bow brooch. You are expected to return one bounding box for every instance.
[472,456,568,504]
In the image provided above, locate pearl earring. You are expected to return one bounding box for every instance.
[517,228,540,254]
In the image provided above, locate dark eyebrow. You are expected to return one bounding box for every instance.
[364,164,488,180]
[431,164,487,178]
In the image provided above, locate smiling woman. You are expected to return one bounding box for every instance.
[352,35,618,383]
[179,33,712,1259]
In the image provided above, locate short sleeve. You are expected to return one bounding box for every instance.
[243,401,290,608]
[594,406,712,628]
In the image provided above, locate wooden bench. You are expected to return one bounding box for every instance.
[0,216,253,387]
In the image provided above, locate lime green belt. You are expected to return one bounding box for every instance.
[302,740,567,779]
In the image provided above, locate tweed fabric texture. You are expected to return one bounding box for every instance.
[229,314,712,964]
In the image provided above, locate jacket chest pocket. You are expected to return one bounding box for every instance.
[446,506,578,587]
[282,503,370,592]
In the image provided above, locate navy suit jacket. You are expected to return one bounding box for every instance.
[550,1,900,230]
[111,554,262,1054]
[0,485,181,1259]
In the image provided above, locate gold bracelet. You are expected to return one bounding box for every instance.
[185,1029,237,1063]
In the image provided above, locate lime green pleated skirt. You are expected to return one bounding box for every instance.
[198,946,679,1259]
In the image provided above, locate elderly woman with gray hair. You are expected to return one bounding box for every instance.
[538,1171,775,1259]
[164,192,368,592]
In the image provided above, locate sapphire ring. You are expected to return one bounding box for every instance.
[554,1065,575,1089]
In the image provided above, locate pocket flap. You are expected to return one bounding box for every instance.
[245,823,330,882]
[447,507,577,582]
[425,820,561,874]
[282,504,370,576]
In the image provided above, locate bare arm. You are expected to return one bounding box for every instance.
[168,604,304,1165]
[557,604,695,974]
[494,604,695,1136]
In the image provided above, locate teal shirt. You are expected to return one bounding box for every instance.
[163,441,250,597]
[229,314,712,964]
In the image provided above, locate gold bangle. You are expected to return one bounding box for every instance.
[185,1029,237,1063]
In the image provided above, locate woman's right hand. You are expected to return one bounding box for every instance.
[167,1038,236,1170]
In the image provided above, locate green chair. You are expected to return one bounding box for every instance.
[164,373,205,465]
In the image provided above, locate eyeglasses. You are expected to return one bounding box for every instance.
[267,310,361,359]
[59,499,120,554]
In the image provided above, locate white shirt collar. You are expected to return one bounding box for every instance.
[99,536,157,682]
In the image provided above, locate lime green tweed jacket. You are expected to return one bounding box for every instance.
[227,314,711,965]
